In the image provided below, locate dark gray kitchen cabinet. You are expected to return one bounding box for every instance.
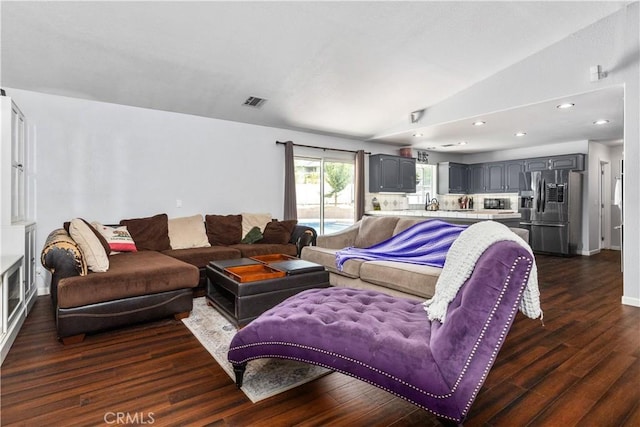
[438,162,469,194]
[524,158,549,171]
[504,160,524,192]
[398,157,417,192]
[525,154,585,171]
[469,164,485,193]
[485,163,505,192]
[549,154,585,170]
[369,154,416,193]
[468,160,523,193]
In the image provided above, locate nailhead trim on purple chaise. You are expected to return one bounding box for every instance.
[228,240,534,424]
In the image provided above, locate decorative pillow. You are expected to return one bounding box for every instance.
[91,222,137,253]
[354,216,400,248]
[168,214,211,249]
[241,226,263,244]
[241,212,272,237]
[41,228,88,276]
[205,214,242,246]
[260,220,298,244]
[69,218,109,272]
[64,220,111,256]
[120,213,171,251]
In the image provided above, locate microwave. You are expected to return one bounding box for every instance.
[484,198,509,209]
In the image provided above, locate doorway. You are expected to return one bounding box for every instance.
[294,156,355,235]
[599,160,610,250]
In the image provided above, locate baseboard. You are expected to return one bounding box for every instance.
[621,296,640,307]
[578,248,601,256]
[609,246,621,251]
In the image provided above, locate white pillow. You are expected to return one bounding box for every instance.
[69,218,109,272]
[168,214,211,250]
[241,212,272,238]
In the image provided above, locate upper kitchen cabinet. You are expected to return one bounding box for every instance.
[438,162,469,194]
[525,154,585,172]
[469,164,485,193]
[485,162,505,193]
[503,160,524,192]
[1,96,30,225]
[467,160,523,193]
[369,154,416,193]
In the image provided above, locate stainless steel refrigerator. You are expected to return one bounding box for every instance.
[518,170,583,255]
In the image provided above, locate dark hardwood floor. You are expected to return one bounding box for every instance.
[1,250,638,426]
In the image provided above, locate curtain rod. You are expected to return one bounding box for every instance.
[276,141,370,155]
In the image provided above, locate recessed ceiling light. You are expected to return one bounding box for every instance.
[412,132,423,137]
[515,132,527,137]
[593,119,610,125]
[556,103,575,109]
[472,121,486,126]
[458,141,467,145]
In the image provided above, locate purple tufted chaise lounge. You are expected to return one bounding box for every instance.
[228,240,534,424]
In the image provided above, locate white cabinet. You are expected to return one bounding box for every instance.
[11,102,26,223]
[2,97,28,224]
[1,95,36,364]
[1,255,25,365]
[24,223,37,311]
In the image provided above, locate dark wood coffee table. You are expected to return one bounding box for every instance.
[205,256,330,326]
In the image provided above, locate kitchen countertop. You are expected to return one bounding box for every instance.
[365,209,521,220]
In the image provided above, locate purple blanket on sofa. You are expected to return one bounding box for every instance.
[335,219,467,270]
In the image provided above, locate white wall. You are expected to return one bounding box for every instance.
[7,88,394,294]
[412,4,639,306]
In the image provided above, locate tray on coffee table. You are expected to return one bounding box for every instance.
[224,264,286,283]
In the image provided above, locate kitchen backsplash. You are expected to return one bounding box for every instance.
[435,194,518,210]
[366,193,409,211]
[367,193,519,211]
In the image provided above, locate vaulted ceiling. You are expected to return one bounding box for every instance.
[0,1,627,152]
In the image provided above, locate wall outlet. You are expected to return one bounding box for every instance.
[176,199,182,208]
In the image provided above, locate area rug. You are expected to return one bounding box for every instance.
[182,297,332,403]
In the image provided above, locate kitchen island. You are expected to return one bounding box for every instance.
[365,209,522,227]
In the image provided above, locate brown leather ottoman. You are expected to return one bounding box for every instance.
[206,258,330,326]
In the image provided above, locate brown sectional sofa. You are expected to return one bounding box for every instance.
[301,215,528,300]
[42,213,316,344]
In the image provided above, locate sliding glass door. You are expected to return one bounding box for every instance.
[295,157,355,235]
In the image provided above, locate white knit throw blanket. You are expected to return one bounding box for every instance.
[423,221,542,323]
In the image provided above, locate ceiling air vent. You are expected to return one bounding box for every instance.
[243,96,267,108]
[440,143,455,147]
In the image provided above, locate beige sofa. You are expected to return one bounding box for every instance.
[301,216,529,300]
